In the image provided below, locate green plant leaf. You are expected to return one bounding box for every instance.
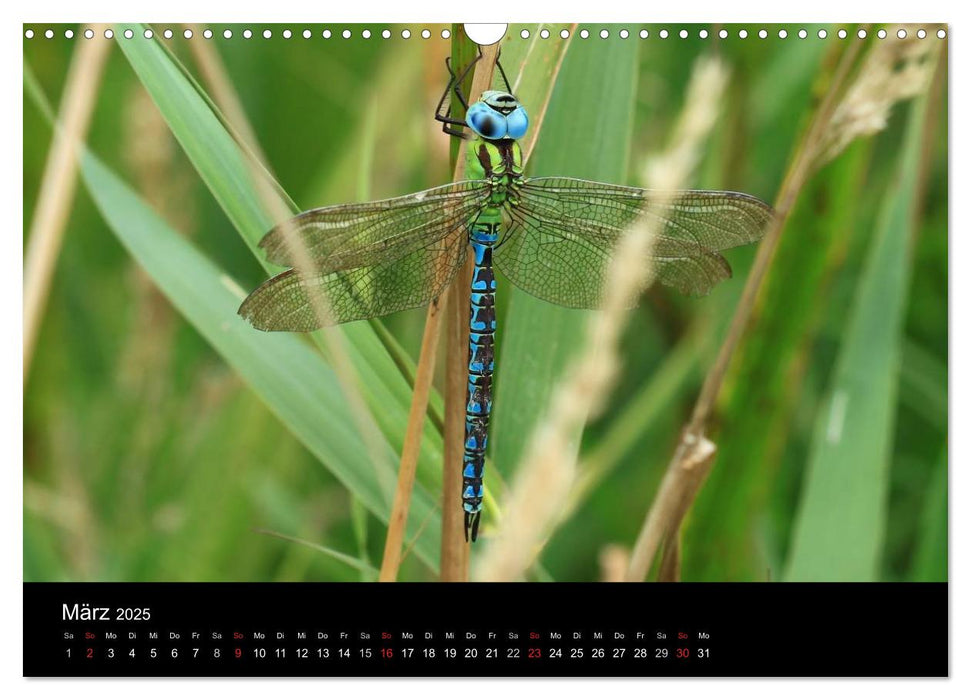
[783,91,930,582]
[77,151,444,570]
[116,26,279,258]
[114,23,446,453]
[112,26,449,557]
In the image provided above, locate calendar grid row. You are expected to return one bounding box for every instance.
[63,644,712,662]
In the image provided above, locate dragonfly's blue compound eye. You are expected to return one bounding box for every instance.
[466,102,507,140]
[505,106,529,139]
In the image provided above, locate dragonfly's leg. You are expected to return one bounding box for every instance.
[444,54,460,81]
[435,54,481,138]
[439,121,468,138]
[435,56,476,118]
[447,51,481,110]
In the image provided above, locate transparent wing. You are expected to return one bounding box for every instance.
[239,228,468,330]
[239,181,490,331]
[497,177,773,308]
[257,180,489,271]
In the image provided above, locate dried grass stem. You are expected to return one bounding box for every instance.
[24,26,112,383]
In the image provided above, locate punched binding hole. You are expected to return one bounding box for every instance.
[464,24,507,46]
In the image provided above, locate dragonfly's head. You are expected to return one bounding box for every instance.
[466,90,529,141]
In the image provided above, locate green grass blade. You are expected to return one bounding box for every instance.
[115,25,281,256]
[490,30,639,484]
[449,25,480,169]
[899,338,948,433]
[113,26,442,451]
[112,26,449,552]
[910,446,947,582]
[783,92,930,582]
[76,152,443,569]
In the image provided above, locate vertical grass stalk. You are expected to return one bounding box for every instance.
[379,296,444,580]
[24,25,112,383]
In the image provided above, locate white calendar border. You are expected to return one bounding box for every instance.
[5,0,964,697]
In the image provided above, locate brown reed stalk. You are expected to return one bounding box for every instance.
[435,29,569,576]
[379,296,445,581]
[625,35,868,583]
[440,256,474,581]
[23,25,112,383]
[440,41,501,581]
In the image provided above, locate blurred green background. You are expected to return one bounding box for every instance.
[23,23,947,582]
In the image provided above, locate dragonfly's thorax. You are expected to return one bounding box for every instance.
[466,138,524,207]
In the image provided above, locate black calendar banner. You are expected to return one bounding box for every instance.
[24,582,947,677]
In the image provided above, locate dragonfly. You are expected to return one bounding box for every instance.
[238,55,773,542]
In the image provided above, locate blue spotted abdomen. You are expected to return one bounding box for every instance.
[462,218,498,542]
